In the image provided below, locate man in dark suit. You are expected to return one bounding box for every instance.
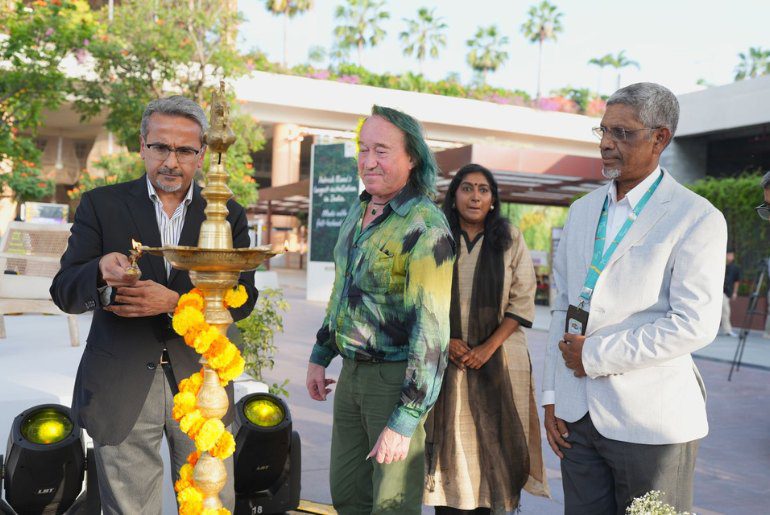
[50,96,257,513]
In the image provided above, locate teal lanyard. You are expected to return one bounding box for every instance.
[579,172,664,307]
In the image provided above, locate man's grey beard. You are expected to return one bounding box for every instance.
[154,181,182,193]
[154,168,183,192]
[602,168,621,180]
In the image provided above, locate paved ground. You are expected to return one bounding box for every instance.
[1,268,769,514]
[266,270,770,515]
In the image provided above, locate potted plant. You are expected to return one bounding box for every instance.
[235,288,290,397]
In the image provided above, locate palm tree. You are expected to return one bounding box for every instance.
[588,54,613,94]
[466,25,509,83]
[520,0,564,99]
[264,0,313,68]
[607,50,639,90]
[399,7,447,75]
[333,0,390,67]
[735,47,770,81]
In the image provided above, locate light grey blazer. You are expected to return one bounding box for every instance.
[544,169,727,445]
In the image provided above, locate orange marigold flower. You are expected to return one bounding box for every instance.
[207,341,238,370]
[172,306,205,336]
[193,326,220,355]
[178,290,205,312]
[184,326,202,348]
[187,450,201,467]
[209,430,235,460]
[174,463,195,494]
[177,486,203,506]
[179,500,203,515]
[174,476,191,494]
[217,354,245,385]
[178,372,203,395]
[223,285,247,309]
[204,335,228,361]
[194,419,225,452]
[172,391,197,421]
[179,410,205,438]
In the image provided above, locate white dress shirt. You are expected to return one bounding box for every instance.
[146,177,194,277]
[542,166,662,406]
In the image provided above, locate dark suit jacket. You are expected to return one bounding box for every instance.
[50,175,257,445]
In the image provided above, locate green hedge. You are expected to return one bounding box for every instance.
[689,172,769,294]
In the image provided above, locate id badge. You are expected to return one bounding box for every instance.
[565,304,589,336]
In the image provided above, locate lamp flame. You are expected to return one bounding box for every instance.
[132,239,141,251]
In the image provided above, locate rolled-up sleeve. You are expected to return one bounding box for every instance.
[387,226,455,437]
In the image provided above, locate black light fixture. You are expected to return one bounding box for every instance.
[1,404,99,515]
[233,393,301,515]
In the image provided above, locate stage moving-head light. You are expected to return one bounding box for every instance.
[2,404,86,515]
[233,393,300,515]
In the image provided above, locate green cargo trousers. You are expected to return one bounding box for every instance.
[330,359,426,515]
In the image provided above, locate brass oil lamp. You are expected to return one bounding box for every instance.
[142,81,276,509]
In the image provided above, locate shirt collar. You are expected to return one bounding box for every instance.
[608,165,661,209]
[359,182,422,217]
[146,176,194,207]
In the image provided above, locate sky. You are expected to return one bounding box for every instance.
[237,0,770,97]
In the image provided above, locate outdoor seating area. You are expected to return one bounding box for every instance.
[0,222,79,347]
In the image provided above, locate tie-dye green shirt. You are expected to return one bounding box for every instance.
[310,185,455,437]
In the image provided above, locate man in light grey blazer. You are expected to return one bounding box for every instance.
[543,82,727,514]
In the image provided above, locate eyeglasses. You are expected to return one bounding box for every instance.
[756,202,770,220]
[144,143,202,164]
[592,126,658,142]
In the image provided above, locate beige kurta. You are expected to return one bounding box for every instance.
[424,227,550,512]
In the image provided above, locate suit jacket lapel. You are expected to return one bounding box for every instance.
[125,176,166,285]
[583,184,610,275]
[605,170,673,269]
[168,183,205,287]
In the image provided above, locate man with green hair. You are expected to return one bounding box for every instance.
[306,105,455,514]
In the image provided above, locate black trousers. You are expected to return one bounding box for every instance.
[561,414,698,515]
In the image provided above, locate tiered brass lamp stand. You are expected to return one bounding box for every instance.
[143,82,276,510]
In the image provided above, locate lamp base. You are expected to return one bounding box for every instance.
[234,431,301,515]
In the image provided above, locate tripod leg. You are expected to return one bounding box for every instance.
[729,268,767,380]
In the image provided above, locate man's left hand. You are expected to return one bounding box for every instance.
[559,333,587,377]
[105,280,179,317]
[366,427,411,464]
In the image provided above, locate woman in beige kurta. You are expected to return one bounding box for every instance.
[425,164,550,514]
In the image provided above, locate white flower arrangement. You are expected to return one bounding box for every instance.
[626,491,694,515]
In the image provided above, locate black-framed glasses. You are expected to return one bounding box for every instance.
[756,202,770,220]
[592,126,658,142]
[144,143,202,164]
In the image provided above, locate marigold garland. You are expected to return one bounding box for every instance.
[172,285,248,515]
